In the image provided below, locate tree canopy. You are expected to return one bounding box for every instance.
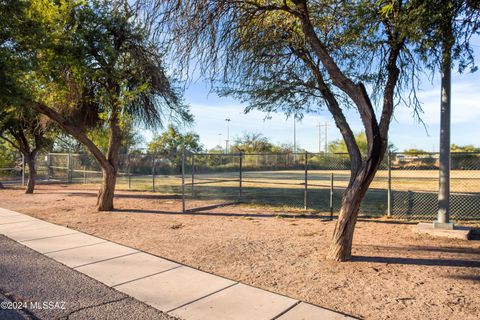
[147,125,203,156]
[2,0,192,210]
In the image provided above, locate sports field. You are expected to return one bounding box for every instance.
[2,168,480,218]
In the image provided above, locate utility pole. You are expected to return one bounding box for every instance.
[225,118,231,153]
[293,116,297,154]
[317,122,322,153]
[324,122,329,153]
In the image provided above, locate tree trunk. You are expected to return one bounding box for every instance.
[33,102,120,212]
[97,165,116,211]
[326,158,382,261]
[25,154,37,194]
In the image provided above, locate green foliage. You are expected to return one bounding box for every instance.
[33,0,192,131]
[329,132,369,154]
[406,0,480,74]
[403,148,428,155]
[0,141,19,170]
[451,144,480,152]
[232,132,274,153]
[329,132,396,155]
[1,0,191,188]
[147,125,203,156]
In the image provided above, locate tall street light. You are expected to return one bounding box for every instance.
[225,118,231,153]
[293,116,297,154]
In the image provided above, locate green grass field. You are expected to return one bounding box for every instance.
[4,167,479,218]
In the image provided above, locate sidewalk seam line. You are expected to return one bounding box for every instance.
[166,282,239,313]
[270,300,301,320]
[41,241,108,254]
[70,251,140,269]
[0,220,39,225]
[111,265,183,288]
[18,232,80,242]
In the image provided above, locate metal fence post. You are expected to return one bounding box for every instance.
[191,154,195,197]
[21,154,25,186]
[67,153,72,183]
[330,173,334,218]
[83,165,87,184]
[239,152,243,199]
[152,155,155,192]
[387,151,392,217]
[46,154,50,181]
[181,148,186,213]
[127,154,131,190]
[304,151,308,210]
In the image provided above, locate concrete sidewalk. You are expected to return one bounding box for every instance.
[0,207,355,320]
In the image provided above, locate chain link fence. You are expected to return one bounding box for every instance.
[1,151,479,220]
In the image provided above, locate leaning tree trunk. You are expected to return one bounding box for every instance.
[326,159,382,261]
[97,100,121,212]
[97,164,117,211]
[25,154,37,194]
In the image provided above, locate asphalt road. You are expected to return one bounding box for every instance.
[0,235,179,320]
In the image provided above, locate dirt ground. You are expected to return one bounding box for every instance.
[1,185,479,320]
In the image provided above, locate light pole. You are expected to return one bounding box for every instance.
[324,121,329,153]
[225,118,231,153]
[317,122,322,153]
[436,24,453,229]
[293,116,297,154]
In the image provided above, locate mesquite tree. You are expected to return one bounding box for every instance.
[7,0,191,210]
[0,108,53,193]
[155,0,425,261]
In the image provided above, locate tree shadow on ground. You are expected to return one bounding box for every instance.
[352,255,480,268]
[356,218,416,225]
[113,208,333,220]
[44,191,180,200]
[447,274,480,281]
[356,244,480,255]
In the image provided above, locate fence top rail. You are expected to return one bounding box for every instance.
[190,152,351,156]
[39,151,480,157]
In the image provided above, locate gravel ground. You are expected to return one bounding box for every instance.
[0,235,179,320]
[1,185,480,320]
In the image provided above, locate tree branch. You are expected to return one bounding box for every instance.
[33,102,111,170]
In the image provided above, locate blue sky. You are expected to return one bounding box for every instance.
[144,46,480,153]
[144,69,479,153]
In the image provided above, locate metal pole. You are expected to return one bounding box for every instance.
[304,151,308,210]
[191,155,195,197]
[181,148,186,213]
[239,152,243,199]
[330,173,334,218]
[293,117,296,154]
[46,154,50,181]
[127,154,131,190]
[152,155,155,192]
[317,123,322,153]
[21,154,25,186]
[67,153,72,183]
[437,24,453,227]
[225,118,230,153]
[83,166,87,184]
[324,122,329,153]
[387,152,392,217]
